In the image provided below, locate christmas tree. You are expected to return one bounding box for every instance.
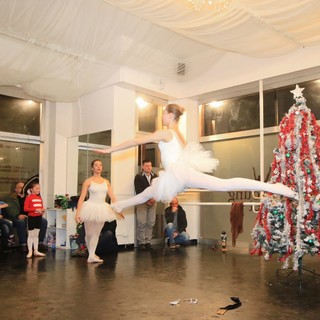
[251,85,320,270]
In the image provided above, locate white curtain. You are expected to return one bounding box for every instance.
[1,0,320,101]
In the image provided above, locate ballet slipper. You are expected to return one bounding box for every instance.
[87,257,103,263]
[34,251,46,257]
[111,202,122,213]
[26,251,33,259]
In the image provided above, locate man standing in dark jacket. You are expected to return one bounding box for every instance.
[164,197,190,249]
[134,160,157,250]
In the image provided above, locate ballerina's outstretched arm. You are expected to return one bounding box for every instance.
[94,130,171,154]
[184,170,294,198]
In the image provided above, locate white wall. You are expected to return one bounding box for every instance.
[102,45,320,101]
[77,86,114,135]
[187,46,320,97]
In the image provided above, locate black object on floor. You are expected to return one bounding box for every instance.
[217,296,242,315]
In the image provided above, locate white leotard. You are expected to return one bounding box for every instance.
[158,130,183,169]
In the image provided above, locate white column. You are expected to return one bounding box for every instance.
[41,101,77,208]
[112,86,137,245]
[169,98,201,241]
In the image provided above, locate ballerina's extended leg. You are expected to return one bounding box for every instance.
[111,169,294,213]
[111,186,155,213]
[185,170,294,198]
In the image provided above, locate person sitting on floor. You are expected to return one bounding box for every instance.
[164,197,190,249]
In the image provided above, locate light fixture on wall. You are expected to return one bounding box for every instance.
[187,0,232,11]
[136,97,148,109]
[208,101,223,108]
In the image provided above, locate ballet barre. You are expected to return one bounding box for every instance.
[181,202,262,213]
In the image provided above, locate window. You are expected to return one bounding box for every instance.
[200,79,320,138]
[136,94,167,168]
[0,92,41,199]
[0,94,40,135]
[79,130,111,146]
[0,140,39,199]
[77,131,111,194]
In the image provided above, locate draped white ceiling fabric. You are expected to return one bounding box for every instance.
[1,0,320,101]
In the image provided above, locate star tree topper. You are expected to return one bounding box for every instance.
[290,84,305,99]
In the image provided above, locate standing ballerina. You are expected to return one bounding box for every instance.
[75,159,120,263]
[95,104,294,213]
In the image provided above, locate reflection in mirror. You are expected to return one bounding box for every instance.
[77,130,111,194]
[136,93,166,133]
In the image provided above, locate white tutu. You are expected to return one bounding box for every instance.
[151,142,219,202]
[80,201,116,223]
[79,181,116,223]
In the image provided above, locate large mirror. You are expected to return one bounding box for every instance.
[77,130,111,194]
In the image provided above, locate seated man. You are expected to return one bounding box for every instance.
[72,220,118,257]
[164,197,190,249]
[3,181,48,252]
[0,201,15,250]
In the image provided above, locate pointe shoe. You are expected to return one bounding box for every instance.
[87,257,103,263]
[26,251,33,259]
[111,202,122,213]
[34,251,46,257]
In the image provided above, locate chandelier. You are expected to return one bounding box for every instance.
[187,0,232,11]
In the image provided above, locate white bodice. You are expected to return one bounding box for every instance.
[158,130,183,169]
[87,181,108,203]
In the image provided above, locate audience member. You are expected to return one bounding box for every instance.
[24,182,46,258]
[0,200,15,249]
[164,197,190,249]
[3,181,48,252]
[134,160,157,250]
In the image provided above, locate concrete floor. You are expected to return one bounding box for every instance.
[0,245,319,320]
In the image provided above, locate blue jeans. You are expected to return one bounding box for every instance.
[0,219,14,246]
[165,223,190,244]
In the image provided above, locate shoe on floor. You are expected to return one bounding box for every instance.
[138,244,147,250]
[71,247,88,257]
[38,243,48,252]
[7,238,16,247]
[145,243,153,250]
[26,251,33,259]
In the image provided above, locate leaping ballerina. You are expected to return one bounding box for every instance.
[95,104,294,213]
